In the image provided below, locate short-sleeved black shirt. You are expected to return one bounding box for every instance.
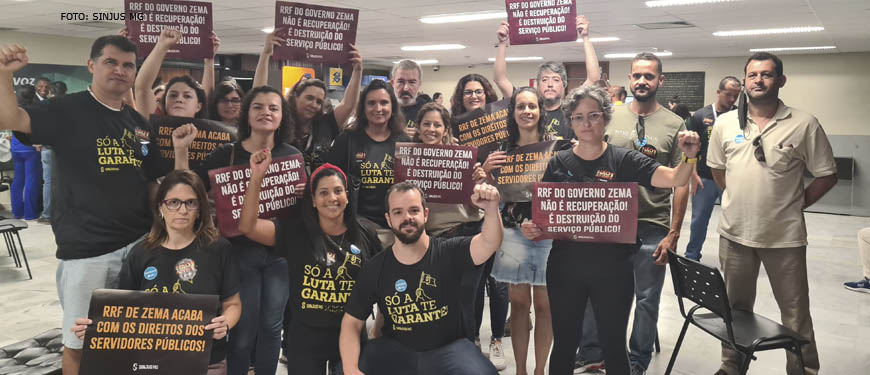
[294,112,340,172]
[274,217,382,328]
[401,96,431,130]
[344,236,475,352]
[686,104,734,180]
[324,130,411,227]
[542,145,660,250]
[118,238,240,364]
[21,90,160,259]
[543,107,574,140]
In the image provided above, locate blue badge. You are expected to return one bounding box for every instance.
[141,144,149,156]
[350,244,361,255]
[395,279,407,292]
[635,137,647,147]
[144,266,158,280]
[734,134,745,144]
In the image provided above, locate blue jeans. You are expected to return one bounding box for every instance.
[41,147,52,219]
[11,150,42,220]
[685,177,722,261]
[579,222,668,370]
[227,244,289,375]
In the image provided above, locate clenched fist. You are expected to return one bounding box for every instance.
[0,44,29,74]
[677,130,701,159]
[172,123,198,150]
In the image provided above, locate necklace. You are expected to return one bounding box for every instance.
[324,232,347,266]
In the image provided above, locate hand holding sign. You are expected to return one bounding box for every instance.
[482,151,507,176]
[0,44,28,73]
[72,318,92,340]
[497,21,510,44]
[210,31,220,58]
[250,149,272,179]
[473,163,487,185]
[677,130,701,158]
[204,315,228,340]
[520,220,543,241]
[157,29,183,50]
[263,28,288,57]
[471,183,501,212]
[172,123,198,150]
[577,15,589,37]
[349,44,363,72]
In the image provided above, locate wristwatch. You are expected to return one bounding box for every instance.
[682,154,698,164]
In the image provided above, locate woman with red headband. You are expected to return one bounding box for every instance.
[238,152,382,374]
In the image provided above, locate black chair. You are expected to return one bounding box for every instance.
[664,251,808,375]
[0,219,31,280]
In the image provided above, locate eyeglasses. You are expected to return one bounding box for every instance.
[162,199,200,211]
[752,136,766,162]
[219,98,242,105]
[636,116,647,147]
[569,112,604,125]
[463,89,485,97]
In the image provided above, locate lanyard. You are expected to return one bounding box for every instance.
[711,103,718,122]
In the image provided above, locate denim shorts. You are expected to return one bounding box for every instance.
[491,227,552,286]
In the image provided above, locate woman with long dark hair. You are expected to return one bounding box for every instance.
[483,87,556,375]
[325,79,411,246]
[253,29,363,171]
[172,85,301,375]
[450,73,499,118]
[238,151,381,374]
[209,80,244,125]
[72,170,242,375]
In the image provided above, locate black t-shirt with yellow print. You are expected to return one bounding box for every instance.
[345,236,475,352]
[274,217,382,329]
[119,237,240,364]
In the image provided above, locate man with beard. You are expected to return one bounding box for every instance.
[707,52,836,375]
[683,76,741,261]
[575,52,690,375]
[339,182,503,375]
[390,59,430,139]
[494,16,600,141]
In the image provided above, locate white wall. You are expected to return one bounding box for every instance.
[423,52,870,136]
[0,31,94,66]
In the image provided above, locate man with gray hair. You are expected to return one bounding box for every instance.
[494,16,600,140]
[390,59,430,139]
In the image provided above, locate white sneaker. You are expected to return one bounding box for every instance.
[489,339,507,371]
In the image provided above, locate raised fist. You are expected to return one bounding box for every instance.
[677,130,701,159]
[0,44,29,74]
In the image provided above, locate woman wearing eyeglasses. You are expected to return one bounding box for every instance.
[210,81,244,125]
[71,170,241,375]
[520,86,699,375]
[450,74,500,118]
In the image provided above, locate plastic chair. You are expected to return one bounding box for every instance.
[664,251,808,375]
[0,219,31,280]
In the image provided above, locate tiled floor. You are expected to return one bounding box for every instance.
[2,206,869,375]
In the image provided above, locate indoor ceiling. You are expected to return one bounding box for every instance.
[1,0,868,66]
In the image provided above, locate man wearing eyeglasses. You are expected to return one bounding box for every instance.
[706,52,837,375]
[390,59,430,139]
[577,52,690,375]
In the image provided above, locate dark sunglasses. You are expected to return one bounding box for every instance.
[752,136,766,162]
[636,116,647,147]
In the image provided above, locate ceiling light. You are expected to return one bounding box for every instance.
[579,37,621,43]
[487,56,544,62]
[749,46,837,52]
[401,44,465,52]
[713,26,823,37]
[262,27,274,33]
[419,11,507,24]
[604,51,673,59]
[646,0,738,7]
[393,59,439,65]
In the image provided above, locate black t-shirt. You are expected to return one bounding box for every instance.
[274,217,382,328]
[324,130,412,227]
[345,236,475,352]
[118,238,240,364]
[21,90,160,259]
[542,145,660,251]
[401,96,431,130]
[543,107,574,140]
[686,104,733,180]
[293,112,339,173]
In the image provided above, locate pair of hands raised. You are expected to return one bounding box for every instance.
[262,27,362,71]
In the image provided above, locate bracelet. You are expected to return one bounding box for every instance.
[682,154,698,164]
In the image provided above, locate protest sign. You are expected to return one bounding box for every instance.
[452,99,510,152]
[492,140,566,202]
[150,115,237,176]
[505,0,577,45]
[394,143,478,204]
[125,0,213,60]
[274,2,359,63]
[80,289,218,375]
[208,155,306,238]
[532,182,638,243]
